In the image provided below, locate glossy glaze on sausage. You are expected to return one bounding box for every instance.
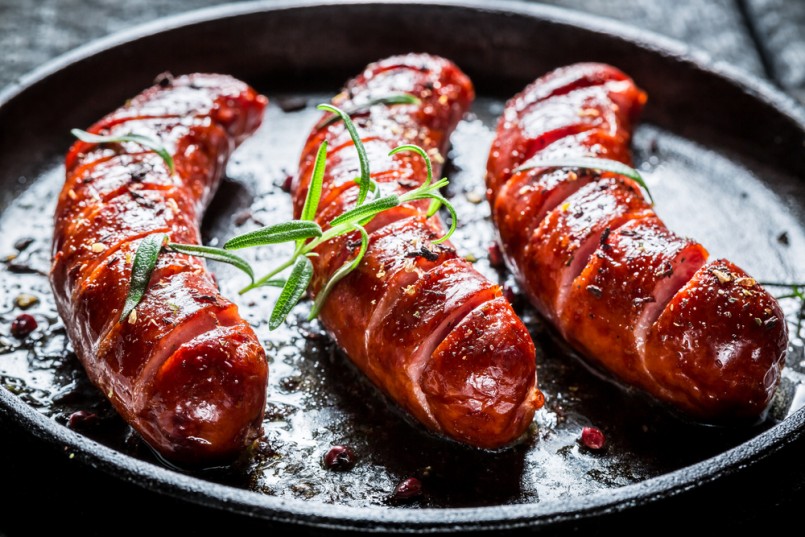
[294,54,543,448]
[486,63,787,421]
[51,74,269,464]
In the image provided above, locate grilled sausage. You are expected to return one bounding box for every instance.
[294,54,543,448]
[51,74,269,464]
[486,63,787,420]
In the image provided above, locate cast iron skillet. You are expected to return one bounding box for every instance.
[1,0,805,534]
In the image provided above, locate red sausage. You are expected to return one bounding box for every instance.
[487,63,787,420]
[294,54,543,448]
[51,74,269,464]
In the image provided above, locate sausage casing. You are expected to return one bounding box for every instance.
[294,55,543,448]
[486,63,787,420]
[51,74,269,464]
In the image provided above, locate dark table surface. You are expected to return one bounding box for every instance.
[1,0,805,535]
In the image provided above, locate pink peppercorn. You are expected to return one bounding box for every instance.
[503,284,517,304]
[389,477,422,504]
[67,410,100,430]
[487,242,504,268]
[581,426,606,450]
[323,445,357,471]
[10,313,37,338]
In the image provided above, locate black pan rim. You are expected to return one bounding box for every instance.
[1,0,804,531]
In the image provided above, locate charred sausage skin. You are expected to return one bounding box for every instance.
[294,54,543,448]
[51,74,269,464]
[487,63,787,420]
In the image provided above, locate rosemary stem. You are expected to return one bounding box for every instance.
[240,255,297,294]
[241,220,368,296]
[304,223,352,252]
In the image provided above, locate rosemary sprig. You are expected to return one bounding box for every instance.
[515,156,654,205]
[757,281,805,291]
[231,104,458,326]
[71,129,175,175]
[756,281,805,335]
[115,102,457,330]
[781,287,805,301]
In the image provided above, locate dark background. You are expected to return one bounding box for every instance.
[1,0,804,535]
[2,0,804,103]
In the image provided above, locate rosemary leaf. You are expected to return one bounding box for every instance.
[300,141,328,223]
[309,224,369,320]
[71,129,175,175]
[269,256,313,330]
[120,233,166,322]
[224,221,322,250]
[515,156,654,205]
[329,195,399,227]
[167,243,254,283]
[359,178,379,193]
[317,104,371,206]
[428,194,457,244]
[428,177,450,190]
[257,279,287,288]
[426,198,442,217]
[389,144,433,187]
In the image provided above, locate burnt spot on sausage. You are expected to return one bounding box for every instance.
[405,245,439,262]
[129,162,152,183]
[633,296,655,306]
[436,244,456,256]
[586,285,603,298]
[655,261,673,279]
[129,190,155,208]
[599,226,611,250]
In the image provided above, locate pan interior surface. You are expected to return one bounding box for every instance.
[0,0,804,529]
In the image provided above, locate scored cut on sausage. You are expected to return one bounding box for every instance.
[51,74,269,464]
[486,63,787,420]
[293,54,544,449]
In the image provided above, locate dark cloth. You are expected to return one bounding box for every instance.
[0,0,803,103]
[745,0,805,102]
[539,0,767,76]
